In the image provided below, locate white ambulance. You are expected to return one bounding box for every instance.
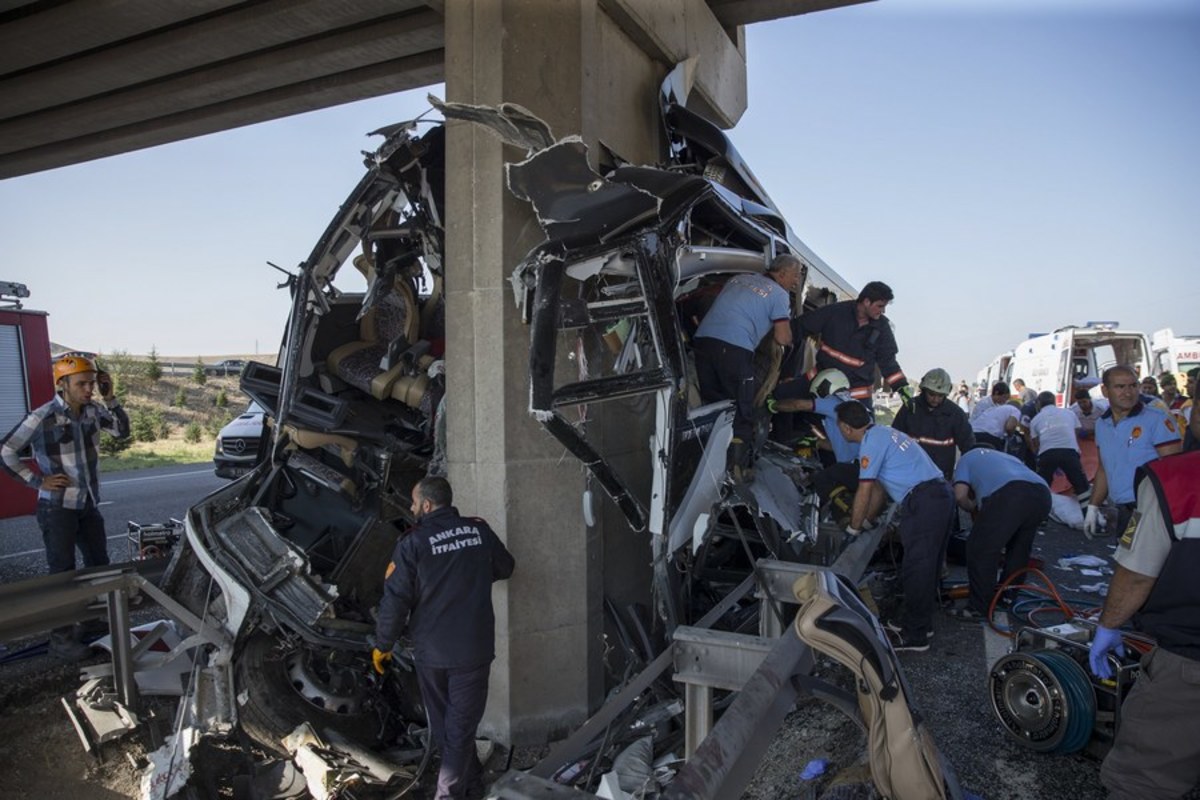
[1150,328,1200,377]
[989,322,1153,406]
[975,351,1013,395]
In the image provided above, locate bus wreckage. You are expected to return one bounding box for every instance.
[43,67,960,800]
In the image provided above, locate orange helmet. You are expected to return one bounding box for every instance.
[53,353,99,384]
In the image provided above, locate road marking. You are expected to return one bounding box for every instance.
[103,468,213,486]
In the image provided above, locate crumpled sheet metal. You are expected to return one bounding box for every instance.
[429,94,555,153]
[745,459,803,536]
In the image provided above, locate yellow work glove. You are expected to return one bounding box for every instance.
[372,647,392,675]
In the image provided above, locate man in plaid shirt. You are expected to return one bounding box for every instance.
[1,353,129,657]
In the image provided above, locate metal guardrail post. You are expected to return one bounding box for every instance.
[106,587,138,711]
[683,683,712,758]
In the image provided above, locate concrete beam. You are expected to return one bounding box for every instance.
[600,0,748,127]
[0,10,443,152]
[0,0,430,118]
[0,50,443,179]
[707,0,873,27]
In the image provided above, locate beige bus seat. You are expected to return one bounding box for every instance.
[326,254,421,400]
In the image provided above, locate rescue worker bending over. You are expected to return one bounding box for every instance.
[836,402,954,652]
[1027,391,1088,496]
[788,280,909,407]
[769,368,862,522]
[969,382,1021,451]
[1089,450,1200,800]
[693,254,802,475]
[949,448,1050,621]
[892,367,974,482]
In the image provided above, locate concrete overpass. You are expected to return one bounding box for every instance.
[0,0,867,179]
[0,0,869,746]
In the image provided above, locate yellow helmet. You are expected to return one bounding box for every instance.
[53,353,98,384]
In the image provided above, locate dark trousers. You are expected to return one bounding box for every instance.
[811,461,859,505]
[965,482,1051,615]
[694,337,756,441]
[1036,448,1089,495]
[1101,647,1200,799]
[897,480,955,639]
[416,662,491,800]
[974,432,1005,451]
[36,498,109,574]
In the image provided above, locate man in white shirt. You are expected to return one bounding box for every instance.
[1070,388,1109,438]
[1029,392,1088,495]
[970,382,1020,450]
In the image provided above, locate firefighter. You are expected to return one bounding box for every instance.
[769,368,862,521]
[892,367,975,482]
[787,281,909,407]
[1085,366,1181,539]
[836,402,954,652]
[373,477,515,800]
[693,254,802,476]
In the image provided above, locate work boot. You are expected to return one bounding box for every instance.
[49,627,91,661]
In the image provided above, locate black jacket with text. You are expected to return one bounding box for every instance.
[375,505,515,668]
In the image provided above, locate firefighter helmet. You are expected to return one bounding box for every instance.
[811,368,850,398]
[919,368,954,396]
[53,353,99,384]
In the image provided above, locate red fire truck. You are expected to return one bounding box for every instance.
[0,281,53,519]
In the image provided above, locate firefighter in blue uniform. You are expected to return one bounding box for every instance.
[949,448,1050,621]
[1086,365,1181,539]
[693,253,802,475]
[1089,450,1200,799]
[836,402,954,652]
[373,477,515,800]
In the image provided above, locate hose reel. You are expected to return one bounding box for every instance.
[988,649,1096,754]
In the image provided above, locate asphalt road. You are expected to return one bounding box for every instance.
[0,463,226,584]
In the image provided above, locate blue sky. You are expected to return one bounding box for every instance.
[1,0,1196,385]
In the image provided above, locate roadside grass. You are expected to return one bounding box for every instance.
[92,371,251,473]
[99,438,213,472]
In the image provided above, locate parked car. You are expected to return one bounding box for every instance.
[213,401,266,479]
[205,359,247,376]
[157,71,857,787]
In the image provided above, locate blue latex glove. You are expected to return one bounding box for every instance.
[1089,626,1126,679]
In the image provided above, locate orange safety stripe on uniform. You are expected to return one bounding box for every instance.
[885,371,906,384]
[915,436,955,447]
[849,386,872,399]
[819,343,866,368]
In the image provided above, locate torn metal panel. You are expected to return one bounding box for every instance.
[665,403,733,554]
[506,139,661,248]
[744,460,803,538]
[430,94,556,154]
[212,507,338,628]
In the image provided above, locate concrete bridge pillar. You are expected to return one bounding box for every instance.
[442,0,747,744]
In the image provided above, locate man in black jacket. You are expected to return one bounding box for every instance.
[789,280,909,406]
[892,368,975,482]
[373,477,516,800]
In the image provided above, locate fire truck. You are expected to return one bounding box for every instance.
[0,280,53,519]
